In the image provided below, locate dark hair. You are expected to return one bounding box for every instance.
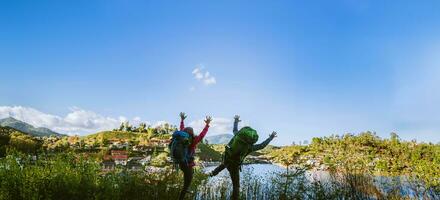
[183,127,194,136]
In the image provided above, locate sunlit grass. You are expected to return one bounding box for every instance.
[1,152,439,200]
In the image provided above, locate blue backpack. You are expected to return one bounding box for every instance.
[169,131,192,165]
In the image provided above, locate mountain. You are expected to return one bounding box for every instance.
[0,117,63,137]
[205,134,234,144]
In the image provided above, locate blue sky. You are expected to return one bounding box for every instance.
[1,1,440,145]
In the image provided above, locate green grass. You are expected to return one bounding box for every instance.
[85,131,139,140]
[197,143,222,161]
[0,152,208,200]
[2,152,438,200]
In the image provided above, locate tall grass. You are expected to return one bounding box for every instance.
[1,153,438,200]
[196,165,439,200]
[0,152,207,200]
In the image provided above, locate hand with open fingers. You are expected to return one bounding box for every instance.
[205,116,212,125]
[234,115,241,122]
[270,131,277,138]
[180,112,187,120]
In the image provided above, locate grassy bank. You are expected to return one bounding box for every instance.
[0,152,208,200]
[1,152,439,200]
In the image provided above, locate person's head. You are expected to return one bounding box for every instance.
[183,127,194,137]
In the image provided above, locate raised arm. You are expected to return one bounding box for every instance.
[191,116,212,146]
[251,131,277,152]
[179,112,187,131]
[233,115,241,135]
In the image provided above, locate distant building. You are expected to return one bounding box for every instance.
[139,156,151,165]
[148,138,170,147]
[111,150,127,156]
[132,145,155,153]
[108,140,130,149]
[102,150,129,165]
[113,155,128,165]
[101,160,115,170]
[127,157,145,170]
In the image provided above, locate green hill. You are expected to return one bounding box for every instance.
[0,125,42,156]
[0,117,63,137]
[83,130,223,161]
[83,130,172,146]
[265,132,440,186]
[0,126,17,152]
[197,142,222,161]
[85,130,140,141]
[0,125,26,136]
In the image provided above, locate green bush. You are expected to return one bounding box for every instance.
[0,152,207,200]
[1,152,439,200]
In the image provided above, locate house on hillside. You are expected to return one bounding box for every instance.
[102,160,116,170]
[111,150,127,156]
[148,138,170,147]
[113,155,128,165]
[139,156,151,166]
[140,144,166,154]
[127,157,145,170]
[101,150,129,166]
[111,150,128,165]
[107,139,131,149]
[132,145,154,153]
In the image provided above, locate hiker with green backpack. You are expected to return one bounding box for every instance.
[169,112,212,200]
[208,115,277,200]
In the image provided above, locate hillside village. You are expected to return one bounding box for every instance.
[3,117,438,181]
[44,121,219,171]
[0,120,223,172]
[0,118,337,172]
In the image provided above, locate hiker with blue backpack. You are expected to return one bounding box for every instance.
[208,115,277,200]
[169,112,212,200]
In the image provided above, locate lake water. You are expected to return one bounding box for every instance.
[203,163,330,183]
[201,164,437,199]
[203,164,285,182]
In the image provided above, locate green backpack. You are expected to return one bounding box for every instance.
[224,127,259,166]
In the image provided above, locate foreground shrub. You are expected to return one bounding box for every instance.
[0,153,207,200]
[1,153,439,200]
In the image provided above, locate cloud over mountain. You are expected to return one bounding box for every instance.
[0,106,233,137]
[188,117,235,135]
[0,106,135,135]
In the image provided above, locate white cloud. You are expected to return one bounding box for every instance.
[0,106,150,136]
[0,106,245,138]
[203,77,216,85]
[0,106,64,130]
[195,73,204,80]
[192,67,204,80]
[188,117,237,135]
[118,116,128,123]
[192,64,217,86]
[153,121,172,127]
[192,68,200,74]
